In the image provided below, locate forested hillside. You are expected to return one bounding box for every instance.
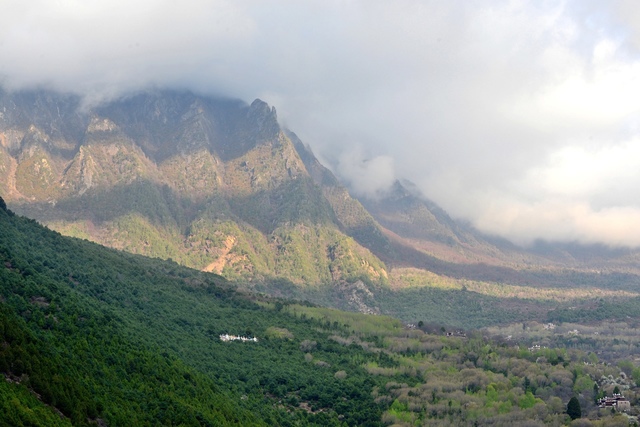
[3,201,640,426]
[0,200,385,426]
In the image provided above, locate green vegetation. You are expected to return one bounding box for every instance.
[264,300,640,425]
[567,396,581,420]
[0,379,73,427]
[0,206,386,425]
[2,205,640,425]
[14,176,389,291]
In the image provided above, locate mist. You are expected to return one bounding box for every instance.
[2,0,640,246]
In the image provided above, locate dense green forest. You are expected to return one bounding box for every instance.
[2,201,640,426]
[0,202,385,426]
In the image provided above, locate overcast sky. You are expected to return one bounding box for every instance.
[2,0,640,247]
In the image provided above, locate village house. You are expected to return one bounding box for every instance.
[219,334,258,342]
[598,393,631,412]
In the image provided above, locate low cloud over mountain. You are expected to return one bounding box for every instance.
[3,1,640,246]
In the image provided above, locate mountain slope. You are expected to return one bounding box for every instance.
[4,201,640,426]
[0,88,387,293]
[358,180,532,266]
[4,87,640,326]
[0,201,391,426]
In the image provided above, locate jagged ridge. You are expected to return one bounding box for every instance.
[0,88,388,296]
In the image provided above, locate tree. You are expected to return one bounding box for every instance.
[0,196,6,211]
[567,396,581,420]
[519,391,536,409]
[633,367,640,387]
[618,360,634,376]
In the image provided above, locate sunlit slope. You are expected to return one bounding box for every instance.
[1,89,388,289]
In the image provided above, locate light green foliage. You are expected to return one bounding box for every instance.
[574,375,595,394]
[486,383,499,404]
[271,225,387,286]
[109,213,185,261]
[519,391,537,409]
[498,400,513,414]
[284,304,404,336]
[272,224,332,284]
[386,399,412,423]
[265,327,294,339]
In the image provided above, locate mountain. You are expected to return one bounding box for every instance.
[3,87,640,327]
[357,179,523,265]
[0,88,388,298]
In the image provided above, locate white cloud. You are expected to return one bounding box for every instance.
[335,146,395,199]
[475,198,640,247]
[2,0,640,246]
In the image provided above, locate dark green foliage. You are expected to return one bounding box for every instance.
[3,200,640,426]
[547,297,640,323]
[0,207,385,426]
[0,379,73,427]
[567,396,581,420]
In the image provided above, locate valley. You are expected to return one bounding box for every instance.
[2,203,640,426]
[2,88,640,425]
[2,88,640,328]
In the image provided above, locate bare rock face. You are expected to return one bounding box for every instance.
[0,87,390,289]
[247,99,279,142]
[337,280,381,315]
[0,89,293,201]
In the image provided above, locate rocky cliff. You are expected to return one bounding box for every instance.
[0,88,387,293]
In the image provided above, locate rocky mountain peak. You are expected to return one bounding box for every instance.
[247,99,279,141]
[87,116,119,133]
[249,98,277,119]
[0,87,399,290]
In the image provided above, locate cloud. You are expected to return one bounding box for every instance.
[0,0,256,98]
[335,146,395,199]
[2,1,640,246]
[476,200,640,248]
